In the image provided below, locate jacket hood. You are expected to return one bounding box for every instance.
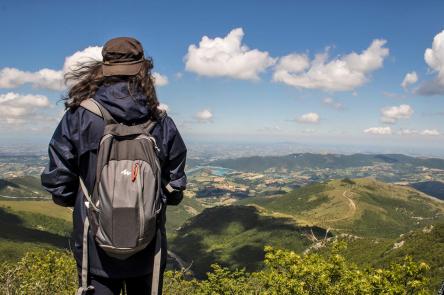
[93,81,151,124]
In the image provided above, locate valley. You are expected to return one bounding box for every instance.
[1,152,444,290]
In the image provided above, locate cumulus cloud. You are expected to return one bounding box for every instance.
[322,97,343,109]
[297,112,320,124]
[364,126,392,135]
[152,72,169,86]
[380,104,413,124]
[0,67,64,91]
[185,28,275,80]
[63,46,103,74]
[398,128,440,136]
[417,30,444,95]
[158,103,169,112]
[401,71,418,89]
[273,39,389,92]
[196,109,213,122]
[0,46,168,91]
[0,92,51,125]
[421,129,440,136]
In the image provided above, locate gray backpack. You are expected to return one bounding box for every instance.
[76,98,165,295]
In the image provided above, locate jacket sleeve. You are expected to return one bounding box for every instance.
[161,116,187,205]
[41,111,79,207]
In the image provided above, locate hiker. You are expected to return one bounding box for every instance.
[41,37,187,295]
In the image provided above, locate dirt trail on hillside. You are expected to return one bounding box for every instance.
[343,190,357,213]
[324,190,357,222]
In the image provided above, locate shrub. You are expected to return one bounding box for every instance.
[0,249,77,295]
[0,243,432,294]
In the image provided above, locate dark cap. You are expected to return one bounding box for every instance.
[102,37,145,76]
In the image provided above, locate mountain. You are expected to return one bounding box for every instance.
[211,153,444,172]
[313,223,444,291]
[169,205,330,278]
[410,181,444,201]
[0,176,50,199]
[237,178,444,238]
[165,194,205,239]
[0,200,71,261]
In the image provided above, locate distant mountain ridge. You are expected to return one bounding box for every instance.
[410,181,444,201]
[0,176,50,199]
[211,153,444,172]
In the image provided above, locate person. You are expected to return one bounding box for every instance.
[41,37,187,295]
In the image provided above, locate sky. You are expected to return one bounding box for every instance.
[0,0,443,154]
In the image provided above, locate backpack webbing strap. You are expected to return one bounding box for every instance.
[151,228,162,295]
[76,217,94,295]
[79,177,100,212]
[80,98,117,124]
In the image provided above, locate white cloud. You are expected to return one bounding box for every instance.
[0,67,64,91]
[63,46,103,74]
[380,104,413,124]
[185,28,275,80]
[398,128,418,135]
[421,129,440,136]
[158,103,169,112]
[273,39,389,92]
[364,126,392,135]
[152,72,169,86]
[0,45,168,91]
[0,92,51,125]
[297,112,320,124]
[196,109,213,122]
[398,128,440,136]
[417,30,444,95]
[322,96,343,109]
[401,71,418,89]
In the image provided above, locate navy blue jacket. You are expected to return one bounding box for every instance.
[41,81,187,278]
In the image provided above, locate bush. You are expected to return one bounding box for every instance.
[0,243,432,294]
[0,249,77,295]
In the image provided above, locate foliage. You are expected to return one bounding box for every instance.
[164,243,432,294]
[0,244,432,294]
[0,249,77,295]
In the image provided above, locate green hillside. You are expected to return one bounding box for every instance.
[313,223,444,291]
[0,176,50,199]
[0,204,71,261]
[237,178,444,238]
[169,205,330,278]
[166,195,205,239]
[211,153,444,172]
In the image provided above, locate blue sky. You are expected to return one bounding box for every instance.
[0,0,443,153]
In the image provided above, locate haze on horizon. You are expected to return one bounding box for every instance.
[0,1,443,153]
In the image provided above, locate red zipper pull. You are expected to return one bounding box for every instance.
[131,163,139,182]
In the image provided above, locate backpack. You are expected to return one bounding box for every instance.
[76,98,166,295]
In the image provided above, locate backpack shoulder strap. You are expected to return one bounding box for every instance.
[137,109,167,134]
[80,98,117,124]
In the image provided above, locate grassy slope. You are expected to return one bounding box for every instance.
[170,205,329,278]
[0,205,71,262]
[238,178,444,238]
[166,195,205,239]
[0,199,72,221]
